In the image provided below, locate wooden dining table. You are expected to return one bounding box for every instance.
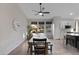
[28,33,51,55]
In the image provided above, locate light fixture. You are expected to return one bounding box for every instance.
[32,3,50,16]
[39,12,43,15]
[69,12,74,15]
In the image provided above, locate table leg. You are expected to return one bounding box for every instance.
[45,43,48,55]
[29,43,32,55]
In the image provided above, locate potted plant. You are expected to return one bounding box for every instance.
[27,25,33,41]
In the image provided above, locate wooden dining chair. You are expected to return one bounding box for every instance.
[33,38,47,55]
[48,42,53,54]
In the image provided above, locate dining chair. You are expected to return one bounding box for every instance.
[48,42,53,54]
[33,38,47,55]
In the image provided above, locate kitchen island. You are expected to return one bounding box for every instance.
[66,33,79,49]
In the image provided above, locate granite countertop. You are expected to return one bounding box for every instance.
[66,33,79,36]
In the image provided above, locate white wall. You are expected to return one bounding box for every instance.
[60,19,75,39]
[52,16,62,39]
[0,4,27,54]
[52,16,75,39]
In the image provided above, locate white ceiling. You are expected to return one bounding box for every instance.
[18,3,79,19]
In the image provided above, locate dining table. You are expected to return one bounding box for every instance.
[28,33,51,55]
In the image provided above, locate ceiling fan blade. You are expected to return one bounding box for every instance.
[32,10,38,12]
[43,12,50,14]
[35,13,38,15]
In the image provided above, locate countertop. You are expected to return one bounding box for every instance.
[66,33,79,36]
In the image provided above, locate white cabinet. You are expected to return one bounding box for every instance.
[46,22,53,39]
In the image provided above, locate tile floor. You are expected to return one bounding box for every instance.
[9,39,79,55]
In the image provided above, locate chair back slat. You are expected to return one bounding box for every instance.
[33,38,47,55]
[33,38,47,45]
[33,38,47,41]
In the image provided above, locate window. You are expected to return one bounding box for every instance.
[46,22,52,24]
[39,22,44,24]
[31,22,37,24]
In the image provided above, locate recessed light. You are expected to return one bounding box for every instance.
[69,13,74,15]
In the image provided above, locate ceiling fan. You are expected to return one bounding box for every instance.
[32,3,50,16]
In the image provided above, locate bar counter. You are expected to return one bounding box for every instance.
[66,33,79,48]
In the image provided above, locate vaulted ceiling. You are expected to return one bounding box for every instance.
[18,3,79,20]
